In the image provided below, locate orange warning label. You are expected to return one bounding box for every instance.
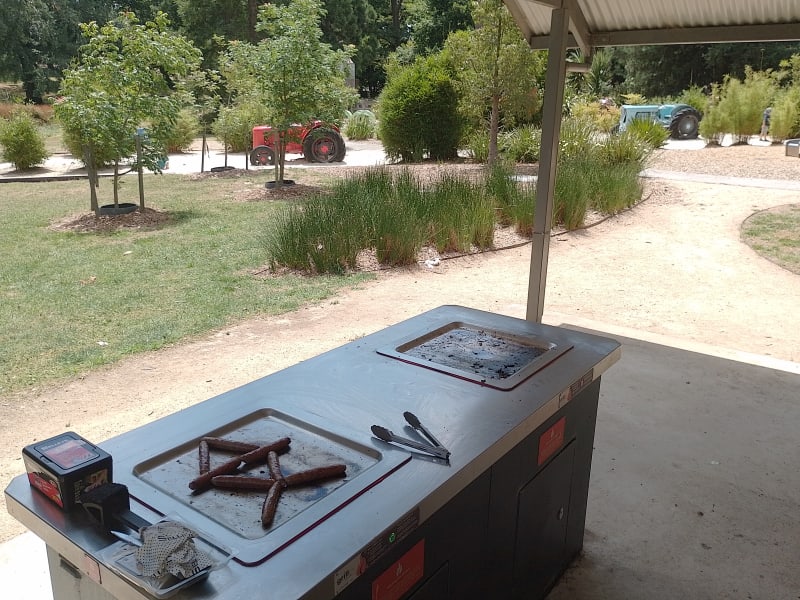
[538,417,566,466]
[372,540,425,600]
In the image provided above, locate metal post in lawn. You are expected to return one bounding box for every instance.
[135,128,145,209]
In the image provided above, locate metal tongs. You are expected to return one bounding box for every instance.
[371,411,451,460]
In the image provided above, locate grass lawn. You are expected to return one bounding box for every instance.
[0,172,372,395]
[741,204,800,275]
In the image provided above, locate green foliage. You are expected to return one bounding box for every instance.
[220,0,357,183]
[0,0,117,103]
[621,93,647,105]
[570,101,620,133]
[164,108,200,152]
[344,110,376,140]
[769,86,800,140]
[266,168,499,273]
[0,110,49,169]
[624,119,669,149]
[461,128,489,162]
[699,68,778,143]
[677,85,709,116]
[498,126,541,163]
[212,102,268,152]
[584,48,614,98]
[406,0,473,53]
[697,83,722,144]
[55,11,202,211]
[377,54,462,162]
[554,158,589,230]
[558,116,597,161]
[552,117,651,228]
[443,0,546,164]
[486,161,535,234]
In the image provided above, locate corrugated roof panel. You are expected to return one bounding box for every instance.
[505,0,800,41]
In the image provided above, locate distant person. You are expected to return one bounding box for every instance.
[760,107,772,141]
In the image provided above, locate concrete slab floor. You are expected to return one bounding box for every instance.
[2,324,798,600]
[548,327,800,600]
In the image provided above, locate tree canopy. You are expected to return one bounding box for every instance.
[220,0,357,184]
[56,12,202,213]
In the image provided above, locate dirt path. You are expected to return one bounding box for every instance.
[2,148,799,543]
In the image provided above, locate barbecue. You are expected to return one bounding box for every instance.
[6,305,620,600]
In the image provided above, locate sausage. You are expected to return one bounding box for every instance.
[189,456,243,492]
[261,482,285,527]
[211,475,276,491]
[198,440,210,475]
[284,464,346,487]
[267,451,285,484]
[188,437,291,492]
[201,437,260,453]
[239,438,291,465]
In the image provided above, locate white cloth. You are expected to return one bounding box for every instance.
[135,521,212,579]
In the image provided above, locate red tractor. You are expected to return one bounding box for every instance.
[249,121,346,165]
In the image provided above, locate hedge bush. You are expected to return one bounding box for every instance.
[0,110,49,169]
[377,55,462,162]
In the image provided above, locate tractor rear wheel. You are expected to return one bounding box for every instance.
[250,145,275,166]
[670,108,700,140]
[303,128,346,163]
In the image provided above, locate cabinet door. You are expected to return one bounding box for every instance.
[512,441,577,599]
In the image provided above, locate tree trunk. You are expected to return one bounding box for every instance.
[488,94,500,166]
[247,0,259,42]
[113,160,120,206]
[278,136,286,186]
[84,146,99,215]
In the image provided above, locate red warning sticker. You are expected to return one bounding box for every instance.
[372,540,425,600]
[538,417,566,466]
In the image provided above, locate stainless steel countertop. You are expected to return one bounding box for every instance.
[6,305,620,599]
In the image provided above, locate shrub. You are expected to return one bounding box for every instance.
[461,128,489,162]
[344,110,376,140]
[61,124,118,166]
[617,120,667,151]
[377,55,462,162]
[571,101,620,134]
[558,116,597,161]
[499,126,541,163]
[213,102,268,152]
[677,85,709,117]
[769,87,800,141]
[0,110,49,169]
[163,108,200,153]
[701,69,777,144]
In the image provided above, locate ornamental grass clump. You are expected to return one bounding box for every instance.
[485,162,535,235]
[425,174,493,253]
[344,110,376,140]
[266,197,364,274]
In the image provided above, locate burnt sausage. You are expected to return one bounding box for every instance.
[284,464,347,486]
[211,475,276,490]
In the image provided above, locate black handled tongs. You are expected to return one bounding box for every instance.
[371,411,450,460]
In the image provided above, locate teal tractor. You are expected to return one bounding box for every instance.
[617,103,702,139]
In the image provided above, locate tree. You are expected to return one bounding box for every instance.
[0,0,117,103]
[221,0,357,186]
[444,0,545,165]
[407,0,473,54]
[55,12,202,214]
